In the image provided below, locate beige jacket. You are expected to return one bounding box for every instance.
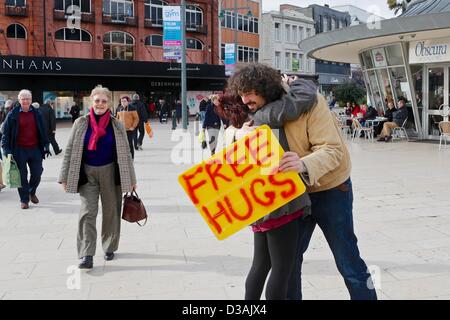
[284,94,351,193]
[58,115,137,194]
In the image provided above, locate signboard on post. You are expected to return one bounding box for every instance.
[292,58,299,72]
[178,125,306,240]
[163,6,182,60]
[225,43,236,77]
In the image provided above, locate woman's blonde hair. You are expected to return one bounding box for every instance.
[210,94,219,102]
[90,85,112,104]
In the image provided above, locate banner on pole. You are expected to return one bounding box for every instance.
[225,43,236,76]
[163,6,182,60]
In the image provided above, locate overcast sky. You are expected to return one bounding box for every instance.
[262,0,396,19]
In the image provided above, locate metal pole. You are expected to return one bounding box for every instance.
[44,0,47,56]
[181,0,188,130]
[234,0,238,64]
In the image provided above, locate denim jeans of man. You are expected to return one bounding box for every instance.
[287,178,377,300]
[200,111,206,126]
[14,146,43,204]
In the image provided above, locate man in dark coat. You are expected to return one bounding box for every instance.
[69,102,80,123]
[131,94,149,150]
[1,90,50,209]
[40,100,62,155]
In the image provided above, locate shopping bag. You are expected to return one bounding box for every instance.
[198,130,207,149]
[2,155,21,188]
[145,121,153,138]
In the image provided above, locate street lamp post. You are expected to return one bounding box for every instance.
[181,0,187,130]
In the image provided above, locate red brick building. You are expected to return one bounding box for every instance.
[0,0,225,117]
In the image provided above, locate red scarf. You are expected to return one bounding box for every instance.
[88,107,111,151]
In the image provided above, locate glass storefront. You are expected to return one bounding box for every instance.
[359,43,418,136]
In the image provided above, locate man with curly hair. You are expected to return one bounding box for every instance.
[227,63,377,300]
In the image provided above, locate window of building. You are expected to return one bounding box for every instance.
[186,4,203,28]
[144,0,166,25]
[144,34,162,46]
[385,44,404,66]
[55,0,91,13]
[186,38,203,50]
[285,52,291,71]
[322,15,328,32]
[253,18,258,34]
[6,24,26,39]
[237,46,258,63]
[285,24,291,42]
[306,28,311,38]
[55,28,91,41]
[292,25,298,43]
[299,26,304,40]
[331,17,336,30]
[6,0,26,6]
[274,22,280,41]
[237,14,243,31]
[275,51,281,69]
[103,0,134,22]
[243,15,249,32]
[103,31,134,60]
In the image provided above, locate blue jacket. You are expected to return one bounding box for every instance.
[202,102,221,129]
[1,106,50,159]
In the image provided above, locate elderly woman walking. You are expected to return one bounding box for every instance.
[58,86,137,269]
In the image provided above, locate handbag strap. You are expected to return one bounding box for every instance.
[136,216,147,227]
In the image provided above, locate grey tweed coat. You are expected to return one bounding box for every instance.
[58,114,137,194]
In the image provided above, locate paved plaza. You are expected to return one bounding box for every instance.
[1,119,450,300]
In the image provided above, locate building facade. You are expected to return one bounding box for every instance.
[299,0,450,140]
[218,0,260,65]
[284,4,352,95]
[0,0,225,118]
[260,6,315,76]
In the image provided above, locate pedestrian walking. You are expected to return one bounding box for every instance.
[131,94,148,150]
[69,102,81,123]
[0,101,8,192]
[228,63,378,300]
[116,96,139,159]
[202,95,223,156]
[1,90,50,209]
[40,100,63,155]
[58,86,137,269]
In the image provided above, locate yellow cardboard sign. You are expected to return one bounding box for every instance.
[178,125,306,240]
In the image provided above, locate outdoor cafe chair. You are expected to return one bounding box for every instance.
[438,121,450,150]
[392,118,409,142]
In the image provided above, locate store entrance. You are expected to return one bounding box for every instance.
[425,65,450,139]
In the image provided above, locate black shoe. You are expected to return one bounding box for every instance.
[78,256,93,269]
[385,136,392,142]
[104,252,114,261]
[55,149,63,155]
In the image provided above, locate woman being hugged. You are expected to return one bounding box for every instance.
[58,86,137,269]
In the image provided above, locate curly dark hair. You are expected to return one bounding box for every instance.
[226,63,284,103]
[214,94,250,129]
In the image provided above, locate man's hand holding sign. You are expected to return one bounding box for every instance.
[178,125,306,240]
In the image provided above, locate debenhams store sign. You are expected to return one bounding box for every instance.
[1,57,63,73]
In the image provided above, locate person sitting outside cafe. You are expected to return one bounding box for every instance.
[374,99,396,137]
[378,97,408,142]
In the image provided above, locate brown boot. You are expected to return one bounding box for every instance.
[20,203,29,209]
[30,194,39,204]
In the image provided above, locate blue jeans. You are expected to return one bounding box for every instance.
[287,178,377,300]
[14,146,43,204]
[199,111,206,126]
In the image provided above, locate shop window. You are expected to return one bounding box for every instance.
[385,44,404,66]
[6,24,26,39]
[362,50,374,69]
[144,0,166,24]
[144,34,162,46]
[186,38,203,50]
[103,31,134,60]
[55,28,91,41]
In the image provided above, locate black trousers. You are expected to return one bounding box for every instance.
[48,132,60,153]
[245,218,300,300]
[127,129,136,159]
[134,122,145,147]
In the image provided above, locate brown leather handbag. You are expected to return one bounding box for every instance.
[122,191,147,226]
